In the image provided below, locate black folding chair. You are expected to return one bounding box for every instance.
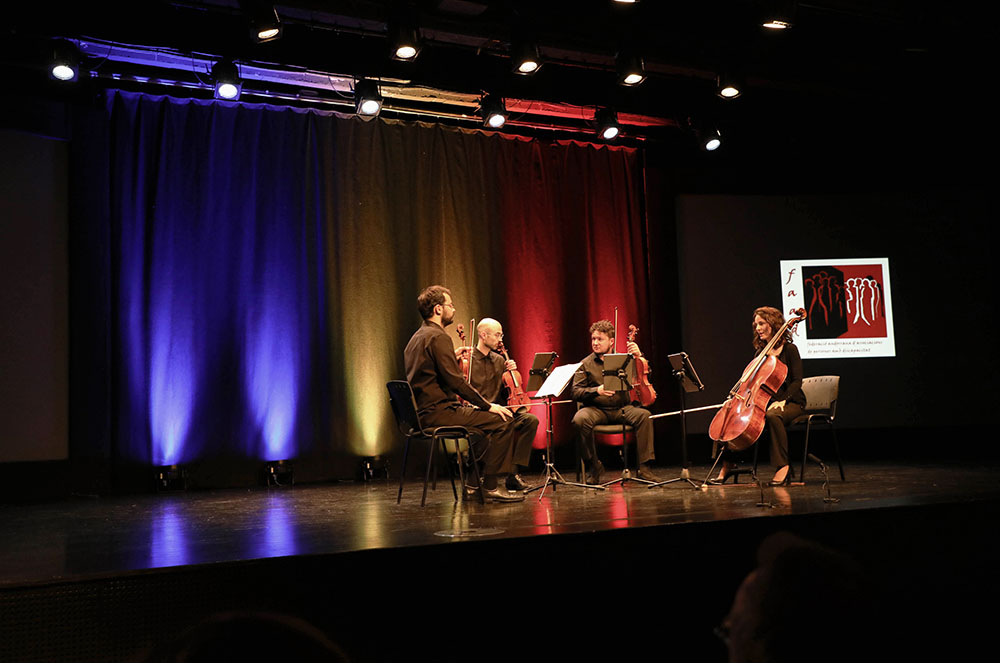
[790,375,845,483]
[386,380,485,506]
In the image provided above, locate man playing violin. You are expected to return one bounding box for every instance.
[403,286,524,503]
[571,320,663,484]
[463,318,539,492]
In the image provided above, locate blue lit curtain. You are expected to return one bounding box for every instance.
[109,92,331,469]
[97,90,650,485]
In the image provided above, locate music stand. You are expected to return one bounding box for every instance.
[597,354,656,488]
[530,359,604,499]
[526,352,557,392]
[647,352,703,489]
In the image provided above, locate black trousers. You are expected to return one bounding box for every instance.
[572,405,654,465]
[765,401,805,468]
[511,410,539,467]
[421,404,517,480]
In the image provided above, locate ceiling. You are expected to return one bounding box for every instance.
[4,1,991,164]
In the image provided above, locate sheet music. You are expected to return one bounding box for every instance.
[534,362,581,399]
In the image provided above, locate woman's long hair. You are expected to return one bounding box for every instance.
[752,306,792,351]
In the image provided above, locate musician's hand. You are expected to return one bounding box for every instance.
[767,400,786,413]
[455,346,472,360]
[505,359,517,372]
[597,388,616,397]
[489,403,514,421]
[626,341,641,358]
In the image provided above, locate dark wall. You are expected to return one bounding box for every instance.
[0,129,69,463]
[665,183,993,435]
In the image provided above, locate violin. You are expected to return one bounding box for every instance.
[456,323,471,383]
[708,308,807,451]
[496,339,532,411]
[627,324,656,406]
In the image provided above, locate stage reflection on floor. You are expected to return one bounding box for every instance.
[2,460,997,588]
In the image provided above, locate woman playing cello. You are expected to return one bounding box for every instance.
[716,306,806,485]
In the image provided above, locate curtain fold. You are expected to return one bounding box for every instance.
[95,91,650,480]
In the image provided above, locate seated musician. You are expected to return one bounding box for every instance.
[403,286,524,503]
[463,318,539,492]
[570,320,663,484]
[716,306,806,486]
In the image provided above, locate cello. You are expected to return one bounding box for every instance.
[626,324,656,406]
[496,338,532,411]
[708,308,807,451]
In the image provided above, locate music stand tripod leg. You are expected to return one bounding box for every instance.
[528,396,604,500]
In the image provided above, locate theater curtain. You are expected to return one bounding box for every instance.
[89,90,649,484]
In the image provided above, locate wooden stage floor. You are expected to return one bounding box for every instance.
[1,460,998,587]
[2,460,998,662]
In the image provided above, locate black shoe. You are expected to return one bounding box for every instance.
[506,473,533,491]
[587,459,605,485]
[769,466,791,486]
[483,486,525,503]
[637,464,664,483]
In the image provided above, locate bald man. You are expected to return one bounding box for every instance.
[465,318,539,491]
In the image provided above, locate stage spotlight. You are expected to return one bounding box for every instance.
[701,126,723,151]
[595,108,620,140]
[511,41,541,75]
[717,72,743,99]
[762,0,796,30]
[354,79,383,116]
[212,60,242,100]
[359,455,389,482]
[246,2,283,43]
[264,460,294,487]
[479,95,507,129]
[155,465,188,492]
[389,21,421,61]
[49,40,80,82]
[616,51,645,86]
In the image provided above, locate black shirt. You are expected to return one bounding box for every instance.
[404,321,491,415]
[769,343,806,407]
[470,347,506,404]
[572,352,633,410]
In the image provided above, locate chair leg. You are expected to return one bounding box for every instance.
[800,421,811,483]
[421,435,436,507]
[467,441,485,504]
[438,436,458,502]
[832,426,846,481]
[397,438,411,504]
[455,447,466,489]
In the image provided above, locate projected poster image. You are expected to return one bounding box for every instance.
[780,258,895,358]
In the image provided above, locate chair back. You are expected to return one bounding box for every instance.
[386,380,423,437]
[801,375,839,419]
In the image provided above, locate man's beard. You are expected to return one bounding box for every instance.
[442,311,454,326]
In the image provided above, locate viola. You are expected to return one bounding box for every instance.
[627,324,656,407]
[708,308,807,451]
[496,339,532,411]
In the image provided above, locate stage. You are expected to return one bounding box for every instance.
[2,458,997,661]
